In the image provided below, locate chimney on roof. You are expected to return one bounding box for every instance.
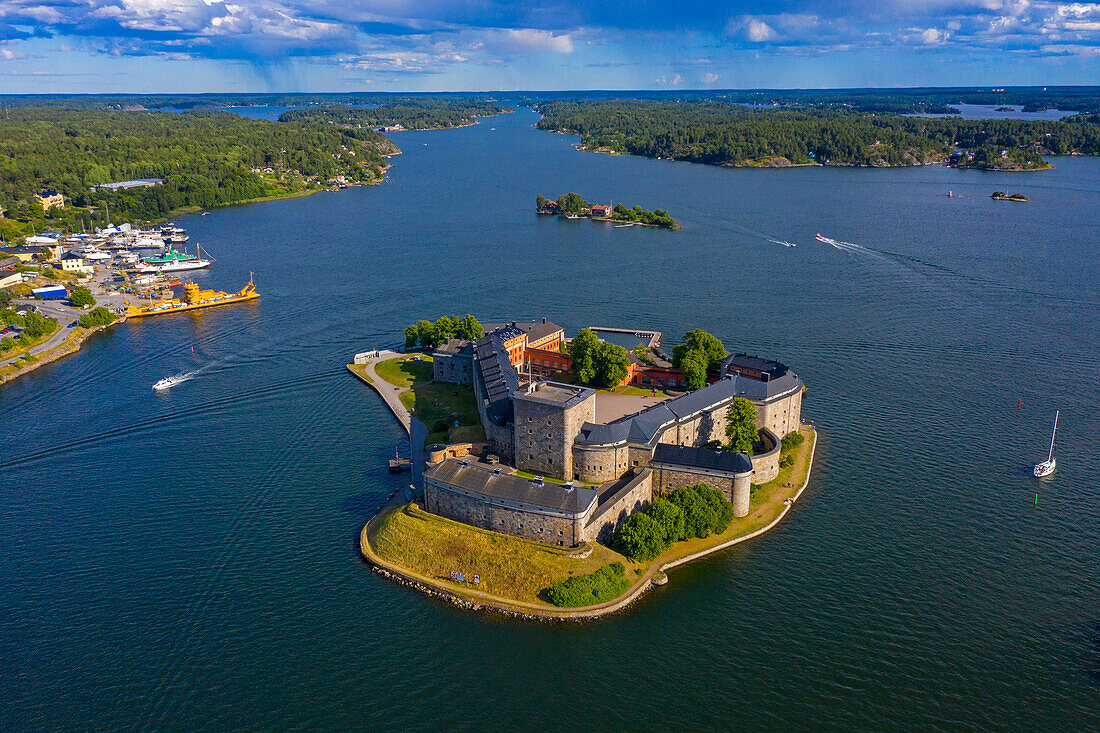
[542,317,546,324]
[512,320,516,327]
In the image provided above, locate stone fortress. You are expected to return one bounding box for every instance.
[422,319,804,547]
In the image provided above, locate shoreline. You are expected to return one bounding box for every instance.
[359,426,818,622]
[0,316,126,387]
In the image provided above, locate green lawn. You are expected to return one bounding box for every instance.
[399,381,482,445]
[598,384,661,396]
[374,354,433,388]
[369,503,641,604]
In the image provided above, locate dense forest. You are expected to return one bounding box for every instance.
[278,100,513,130]
[0,108,398,239]
[534,100,1100,170]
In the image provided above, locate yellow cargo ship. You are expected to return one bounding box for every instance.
[124,274,259,318]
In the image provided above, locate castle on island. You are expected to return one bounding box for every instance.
[421,319,804,548]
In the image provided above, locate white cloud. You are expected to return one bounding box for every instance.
[501,28,574,54]
[703,71,719,83]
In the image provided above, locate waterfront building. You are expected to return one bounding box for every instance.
[59,252,93,275]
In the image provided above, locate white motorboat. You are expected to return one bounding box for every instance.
[1033,410,1059,477]
[152,376,183,391]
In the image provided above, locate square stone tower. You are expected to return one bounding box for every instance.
[513,382,596,481]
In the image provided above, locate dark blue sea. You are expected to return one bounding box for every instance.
[2,106,1098,730]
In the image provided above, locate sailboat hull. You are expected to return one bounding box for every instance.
[1033,459,1056,477]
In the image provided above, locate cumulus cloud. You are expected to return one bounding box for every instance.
[703,71,719,83]
[0,0,1099,74]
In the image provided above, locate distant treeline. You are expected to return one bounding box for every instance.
[0,108,397,238]
[0,92,512,111]
[278,100,513,130]
[535,100,1100,170]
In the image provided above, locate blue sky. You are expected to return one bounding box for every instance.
[2,1,1099,92]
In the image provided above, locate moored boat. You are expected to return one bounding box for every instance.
[125,274,259,318]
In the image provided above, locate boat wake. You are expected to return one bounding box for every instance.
[768,238,797,248]
[814,233,868,252]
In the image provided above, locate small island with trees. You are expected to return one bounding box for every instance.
[537,192,678,229]
[990,191,1031,201]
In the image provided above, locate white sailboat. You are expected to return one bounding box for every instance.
[1033,410,1059,477]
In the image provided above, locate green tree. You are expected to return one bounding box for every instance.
[725,397,758,454]
[679,349,707,390]
[647,498,685,546]
[591,340,629,388]
[403,323,421,349]
[22,310,56,339]
[536,193,547,210]
[672,329,727,372]
[568,328,600,384]
[69,286,95,308]
[414,319,435,349]
[0,336,14,351]
[694,484,735,534]
[669,486,717,539]
[556,191,590,214]
[613,512,665,561]
[455,314,483,340]
[78,306,115,329]
[0,308,24,327]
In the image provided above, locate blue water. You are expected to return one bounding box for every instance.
[1,107,1098,730]
[911,103,1079,120]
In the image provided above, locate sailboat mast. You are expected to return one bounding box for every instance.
[1048,410,1059,462]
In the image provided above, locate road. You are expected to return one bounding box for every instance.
[2,263,127,367]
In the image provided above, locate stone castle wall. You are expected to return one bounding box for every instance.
[423,479,590,546]
[580,470,653,545]
[514,390,594,481]
[750,428,781,484]
[652,465,736,500]
[758,390,801,438]
[433,352,473,385]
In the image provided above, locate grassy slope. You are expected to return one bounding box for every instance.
[370,503,642,604]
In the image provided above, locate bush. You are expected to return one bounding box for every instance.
[78,307,116,329]
[781,431,804,452]
[0,308,24,327]
[613,512,666,561]
[22,310,56,339]
[0,336,14,351]
[68,286,95,308]
[546,562,630,607]
[0,291,11,307]
[779,453,794,468]
[670,484,734,538]
[647,498,685,545]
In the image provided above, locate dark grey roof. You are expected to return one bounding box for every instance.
[651,443,752,475]
[475,334,519,424]
[720,354,804,398]
[483,320,562,345]
[61,252,84,260]
[577,372,802,448]
[426,459,598,515]
[488,324,525,342]
[435,338,473,356]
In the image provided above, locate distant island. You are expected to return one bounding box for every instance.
[991,191,1031,201]
[0,97,511,243]
[536,192,677,229]
[533,99,1100,171]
